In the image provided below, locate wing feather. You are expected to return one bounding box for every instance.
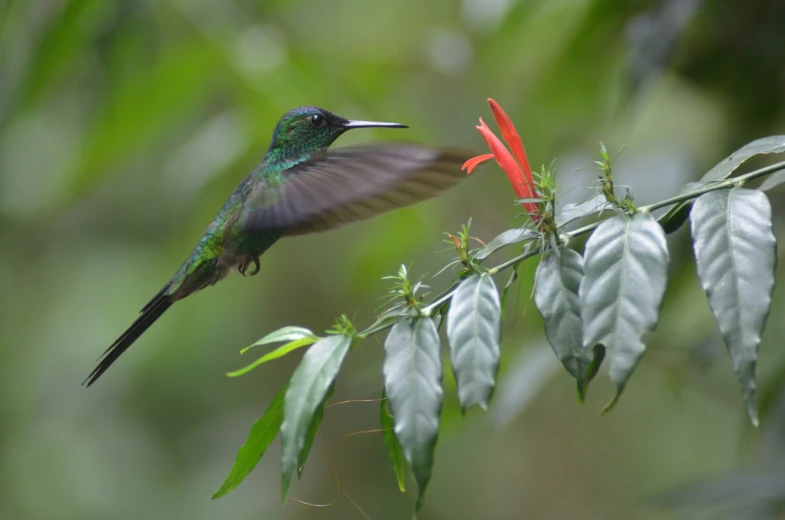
[240,144,471,236]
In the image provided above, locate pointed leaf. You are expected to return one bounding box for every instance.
[475,228,537,261]
[701,136,785,182]
[534,249,591,390]
[580,213,670,407]
[242,326,318,354]
[446,273,502,411]
[280,335,352,500]
[229,337,318,377]
[661,136,785,233]
[556,195,612,227]
[690,188,776,426]
[383,318,443,511]
[380,390,406,492]
[212,382,288,499]
[297,385,334,479]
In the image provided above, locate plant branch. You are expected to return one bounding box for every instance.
[358,160,785,339]
[639,159,785,213]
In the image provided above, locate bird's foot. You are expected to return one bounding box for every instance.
[237,255,261,276]
[248,255,261,276]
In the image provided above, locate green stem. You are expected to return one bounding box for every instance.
[358,159,785,339]
[639,159,785,213]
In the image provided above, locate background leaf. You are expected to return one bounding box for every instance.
[700,136,785,182]
[475,228,537,261]
[759,170,785,192]
[491,343,562,428]
[660,136,785,233]
[380,390,406,493]
[280,335,352,500]
[533,248,591,397]
[500,260,522,320]
[212,382,288,499]
[580,213,670,408]
[446,273,502,411]
[383,318,443,511]
[690,188,777,425]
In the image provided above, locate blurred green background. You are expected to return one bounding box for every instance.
[2,0,785,518]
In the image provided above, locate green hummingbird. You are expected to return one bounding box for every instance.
[85,106,469,386]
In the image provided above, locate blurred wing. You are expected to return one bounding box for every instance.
[240,144,471,236]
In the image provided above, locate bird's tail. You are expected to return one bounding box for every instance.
[83,282,174,387]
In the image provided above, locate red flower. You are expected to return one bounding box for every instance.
[462,98,539,220]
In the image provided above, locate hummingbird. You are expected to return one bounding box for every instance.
[84,106,469,386]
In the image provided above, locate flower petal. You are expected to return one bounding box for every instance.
[475,118,533,200]
[488,98,534,190]
[462,154,494,174]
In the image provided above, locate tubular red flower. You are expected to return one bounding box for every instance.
[468,101,540,222]
[488,98,534,192]
[462,154,494,174]
[475,118,533,200]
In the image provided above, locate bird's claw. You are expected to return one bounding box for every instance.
[238,255,261,276]
[249,255,260,276]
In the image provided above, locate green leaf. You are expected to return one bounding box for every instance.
[475,228,538,261]
[229,337,318,377]
[212,382,288,499]
[660,136,785,234]
[280,335,352,500]
[383,318,443,512]
[241,326,319,354]
[556,195,611,228]
[533,249,592,395]
[380,390,406,493]
[690,188,776,426]
[580,213,670,409]
[297,385,334,479]
[446,273,502,411]
[701,136,785,182]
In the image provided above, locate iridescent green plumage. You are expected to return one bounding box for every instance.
[85,106,470,386]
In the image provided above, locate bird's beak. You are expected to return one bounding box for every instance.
[344,120,408,129]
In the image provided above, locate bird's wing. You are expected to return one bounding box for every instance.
[240,144,471,236]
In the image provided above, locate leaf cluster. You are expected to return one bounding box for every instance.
[213,136,785,514]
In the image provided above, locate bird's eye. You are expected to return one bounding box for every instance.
[308,113,326,127]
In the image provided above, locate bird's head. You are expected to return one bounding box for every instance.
[266,106,407,160]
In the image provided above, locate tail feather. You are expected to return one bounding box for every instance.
[84,283,173,387]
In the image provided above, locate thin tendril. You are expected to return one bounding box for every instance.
[325,398,384,409]
[290,426,340,508]
[344,490,372,520]
[341,428,390,440]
